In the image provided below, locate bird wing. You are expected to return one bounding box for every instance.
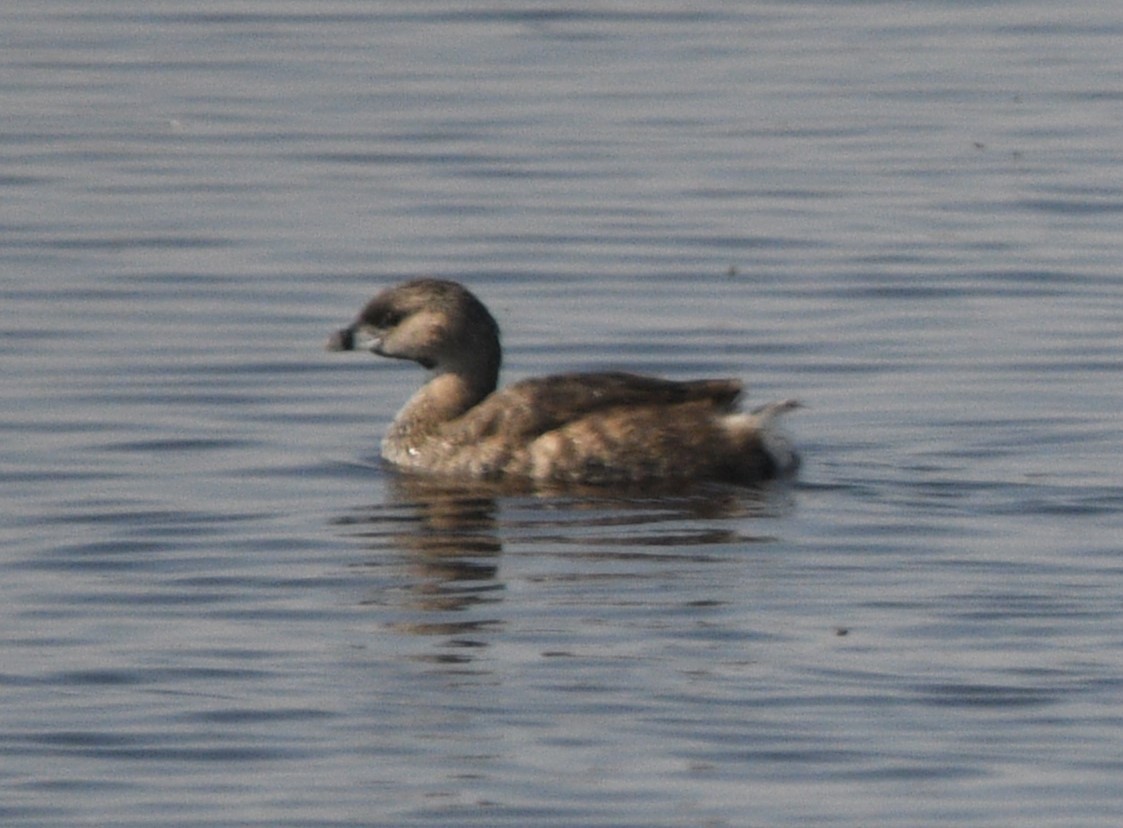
[449,371,743,441]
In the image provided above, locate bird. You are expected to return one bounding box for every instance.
[328,279,799,487]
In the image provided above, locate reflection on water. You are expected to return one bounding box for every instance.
[332,474,504,657]
[332,469,797,660]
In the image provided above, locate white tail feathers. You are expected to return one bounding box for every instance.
[722,399,802,477]
[751,398,803,422]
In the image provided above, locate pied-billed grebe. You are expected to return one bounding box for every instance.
[328,279,800,486]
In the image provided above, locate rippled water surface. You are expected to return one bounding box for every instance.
[5,2,1123,825]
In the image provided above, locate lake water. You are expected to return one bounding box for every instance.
[4,1,1123,825]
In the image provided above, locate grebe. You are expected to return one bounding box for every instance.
[328,279,799,486]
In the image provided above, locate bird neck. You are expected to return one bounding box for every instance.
[389,362,498,442]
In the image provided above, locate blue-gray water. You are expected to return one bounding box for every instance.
[4,2,1123,825]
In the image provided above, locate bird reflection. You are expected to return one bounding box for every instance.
[332,474,512,663]
[333,468,797,664]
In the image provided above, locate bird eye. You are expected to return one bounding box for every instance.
[370,309,405,329]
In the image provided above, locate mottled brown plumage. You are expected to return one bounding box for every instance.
[328,279,799,486]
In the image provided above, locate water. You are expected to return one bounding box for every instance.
[4,1,1123,825]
